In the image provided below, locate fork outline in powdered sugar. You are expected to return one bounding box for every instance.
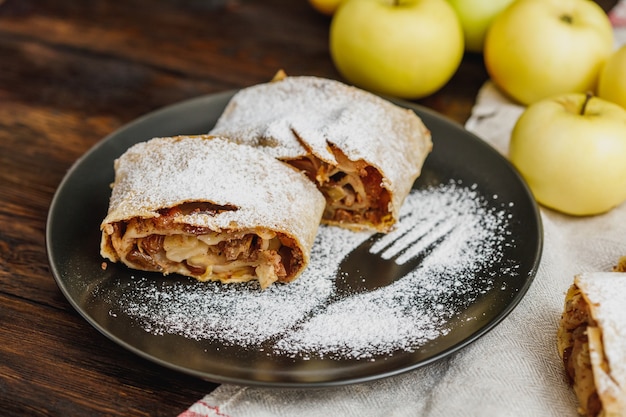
[329,211,458,300]
[369,211,457,266]
[272,211,458,339]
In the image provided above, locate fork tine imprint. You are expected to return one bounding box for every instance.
[390,218,458,265]
[370,212,449,261]
[334,214,458,297]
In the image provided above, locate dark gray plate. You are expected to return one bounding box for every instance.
[46,90,542,387]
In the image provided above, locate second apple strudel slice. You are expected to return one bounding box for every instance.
[210,75,433,232]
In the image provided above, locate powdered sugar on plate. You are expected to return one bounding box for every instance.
[109,180,515,360]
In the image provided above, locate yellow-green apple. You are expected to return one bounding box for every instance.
[509,93,626,216]
[446,0,515,53]
[598,45,626,110]
[329,0,464,99]
[308,0,342,15]
[484,0,614,106]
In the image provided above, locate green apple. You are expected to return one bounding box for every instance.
[484,0,614,106]
[446,0,515,53]
[308,0,343,15]
[509,93,626,216]
[329,0,464,99]
[598,45,626,110]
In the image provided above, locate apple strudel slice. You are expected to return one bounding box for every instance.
[210,75,432,232]
[558,272,626,417]
[100,135,325,289]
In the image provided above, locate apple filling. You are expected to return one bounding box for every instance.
[101,203,302,289]
[558,284,603,417]
[286,145,392,230]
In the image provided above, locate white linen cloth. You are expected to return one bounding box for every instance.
[180,6,626,416]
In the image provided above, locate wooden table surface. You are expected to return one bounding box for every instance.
[0,0,616,416]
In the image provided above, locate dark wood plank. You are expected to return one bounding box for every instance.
[0,0,336,87]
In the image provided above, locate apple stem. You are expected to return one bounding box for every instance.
[580,92,593,116]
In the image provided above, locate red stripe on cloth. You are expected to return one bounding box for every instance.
[609,0,626,26]
[178,411,206,417]
[178,400,231,417]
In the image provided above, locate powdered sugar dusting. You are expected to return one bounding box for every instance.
[109,180,516,360]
